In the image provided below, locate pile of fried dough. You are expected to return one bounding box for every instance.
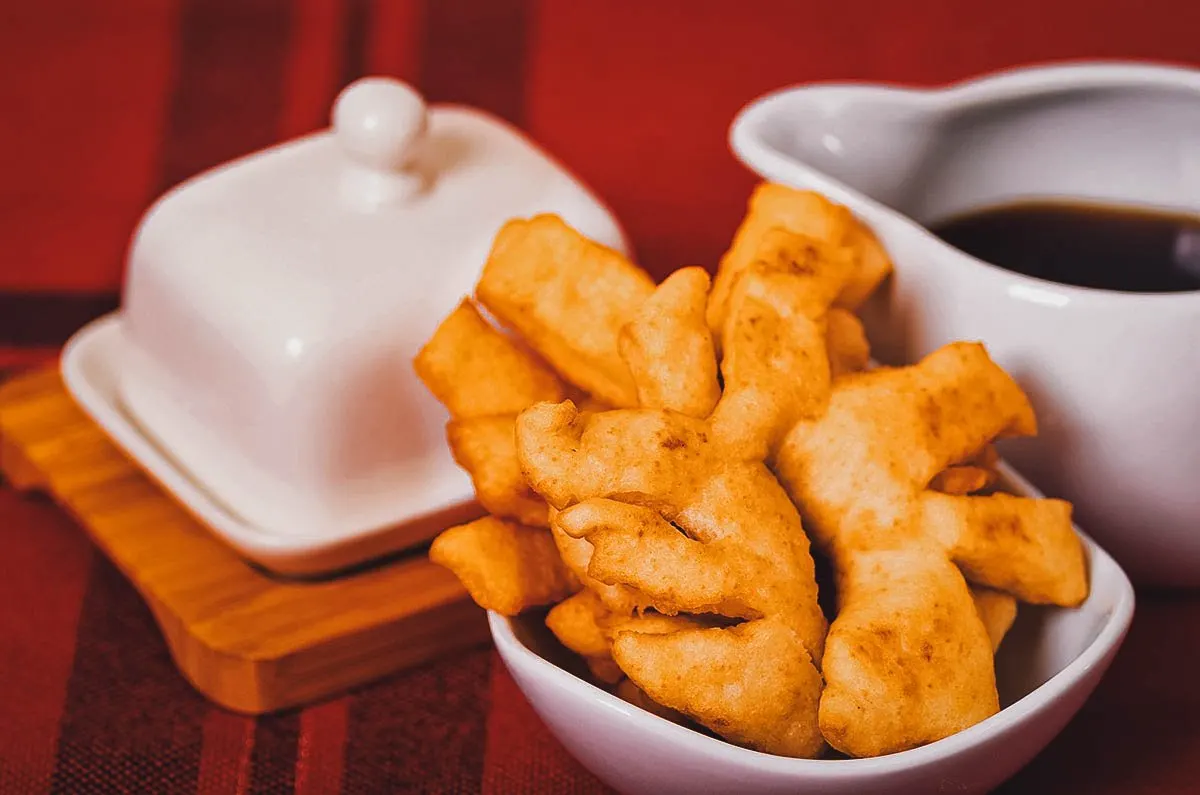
[413,183,1089,759]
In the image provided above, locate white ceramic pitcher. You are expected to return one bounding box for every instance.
[730,61,1200,586]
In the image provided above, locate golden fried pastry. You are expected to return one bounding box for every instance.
[921,491,1085,605]
[698,208,1076,756]
[519,403,826,756]
[414,298,565,416]
[708,231,860,458]
[477,214,655,407]
[415,190,1089,763]
[516,271,829,757]
[707,183,893,334]
[778,343,1086,604]
[825,308,871,377]
[818,547,998,757]
[618,266,720,418]
[447,416,547,526]
[545,589,626,684]
[547,504,649,615]
[547,589,711,687]
[546,588,612,660]
[415,299,566,526]
[429,516,579,615]
[971,587,1019,653]
[774,342,1088,756]
[930,465,993,496]
[615,678,691,725]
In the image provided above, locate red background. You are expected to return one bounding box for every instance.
[2,1,1199,792]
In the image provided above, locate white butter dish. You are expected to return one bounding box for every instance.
[64,77,629,574]
[61,314,489,575]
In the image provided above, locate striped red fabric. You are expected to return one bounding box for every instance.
[0,496,93,794]
[2,1,1200,792]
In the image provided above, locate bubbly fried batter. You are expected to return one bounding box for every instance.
[516,269,830,757]
[775,343,1088,756]
[415,299,566,526]
[477,215,655,407]
[417,190,1088,763]
[817,547,997,757]
[708,229,860,459]
[414,299,566,417]
[518,401,827,757]
[447,416,547,526]
[618,267,720,418]
[971,587,1019,653]
[825,308,871,377]
[778,343,1086,604]
[430,516,578,615]
[707,183,893,335]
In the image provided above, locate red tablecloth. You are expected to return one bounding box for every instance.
[3,1,1200,792]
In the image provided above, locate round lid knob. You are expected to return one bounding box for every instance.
[333,77,428,173]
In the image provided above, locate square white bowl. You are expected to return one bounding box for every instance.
[489,464,1134,795]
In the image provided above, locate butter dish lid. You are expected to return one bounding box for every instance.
[129,76,629,327]
[115,76,629,565]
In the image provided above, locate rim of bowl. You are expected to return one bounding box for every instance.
[488,529,1135,776]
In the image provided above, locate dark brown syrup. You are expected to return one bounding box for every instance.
[930,201,1200,293]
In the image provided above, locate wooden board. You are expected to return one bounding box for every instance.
[0,366,490,714]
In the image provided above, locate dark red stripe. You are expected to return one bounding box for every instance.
[341,648,492,792]
[48,556,211,794]
[48,1,296,790]
[364,0,423,81]
[294,699,350,794]
[155,0,295,191]
[417,0,533,126]
[196,711,256,795]
[1,0,301,350]
[0,292,119,348]
[0,495,93,794]
[482,652,612,794]
[248,711,302,794]
[280,0,347,140]
[340,0,372,89]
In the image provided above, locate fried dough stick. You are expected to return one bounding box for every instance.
[709,229,864,458]
[415,299,565,527]
[779,343,1087,605]
[419,218,658,614]
[430,516,578,615]
[547,269,720,667]
[707,183,894,336]
[775,343,1088,757]
[971,587,1018,653]
[516,267,829,758]
[704,199,1075,757]
[478,215,655,407]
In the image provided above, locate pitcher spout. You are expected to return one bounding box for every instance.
[731,61,1200,233]
[730,82,944,223]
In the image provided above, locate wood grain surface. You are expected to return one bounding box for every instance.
[0,366,490,715]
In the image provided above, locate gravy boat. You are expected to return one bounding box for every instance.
[730,61,1200,586]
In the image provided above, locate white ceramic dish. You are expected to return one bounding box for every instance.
[61,312,480,575]
[726,61,1200,586]
[112,77,628,568]
[490,464,1134,795]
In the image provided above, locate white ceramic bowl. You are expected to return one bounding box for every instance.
[490,465,1134,795]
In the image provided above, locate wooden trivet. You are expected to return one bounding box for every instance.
[0,366,489,714]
